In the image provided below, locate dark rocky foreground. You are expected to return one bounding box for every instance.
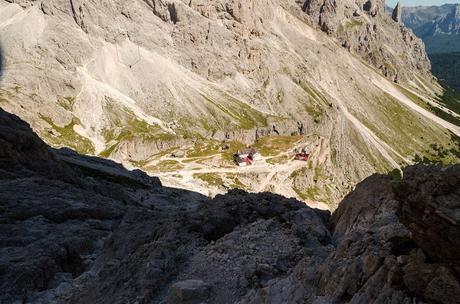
[0,107,459,304]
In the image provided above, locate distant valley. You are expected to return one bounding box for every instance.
[393,3,460,92]
[401,3,460,54]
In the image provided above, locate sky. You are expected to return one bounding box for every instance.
[386,0,459,7]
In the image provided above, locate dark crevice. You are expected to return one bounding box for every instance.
[168,3,178,24]
[389,236,417,256]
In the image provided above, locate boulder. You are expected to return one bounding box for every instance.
[171,150,186,158]
[168,280,210,303]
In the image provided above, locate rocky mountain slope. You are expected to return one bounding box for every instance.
[1,0,460,208]
[1,105,460,303]
[397,3,460,54]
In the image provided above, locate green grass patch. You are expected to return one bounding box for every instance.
[397,85,430,110]
[193,173,225,188]
[304,104,324,123]
[290,167,335,206]
[276,90,284,103]
[398,84,460,127]
[129,159,149,168]
[330,147,338,165]
[300,82,330,106]
[103,100,177,142]
[313,166,327,182]
[145,148,178,161]
[146,160,184,173]
[99,143,119,158]
[121,118,175,141]
[347,124,391,173]
[0,90,8,104]
[427,104,460,127]
[388,168,402,181]
[290,167,306,179]
[99,100,179,157]
[411,134,460,165]
[254,136,303,157]
[229,178,245,189]
[12,85,21,94]
[434,83,460,116]
[224,173,247,190]
[353,91,459,166]
[0,89,18,104]
[221,141,248,161]
[187,141,221,158]
[338,18,364,34]
[201,93,268,130]
[266,155,290,165]
[58,96,76,111]
[293,186,320,201]
[40,114,95,155]
[298,82,330,122]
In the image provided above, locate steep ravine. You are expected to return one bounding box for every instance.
[1,108,459,303]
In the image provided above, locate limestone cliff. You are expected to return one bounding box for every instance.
[301,0,430,81]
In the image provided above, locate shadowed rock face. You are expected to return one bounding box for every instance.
[0,107,459,303]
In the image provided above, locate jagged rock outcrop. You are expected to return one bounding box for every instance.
[392,1,401,22]
[317,165,460,303]
[300,0,430,82]
[301,0,345,34]
[243,164,460,303]
[1,108,459,303]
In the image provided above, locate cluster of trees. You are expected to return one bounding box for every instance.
[429,52,460,93]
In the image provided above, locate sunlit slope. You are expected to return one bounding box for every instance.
[0,0,459,207]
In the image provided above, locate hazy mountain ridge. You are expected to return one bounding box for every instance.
[1,0,459,207]
[389,3,460,104]
[394,3,460,53]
